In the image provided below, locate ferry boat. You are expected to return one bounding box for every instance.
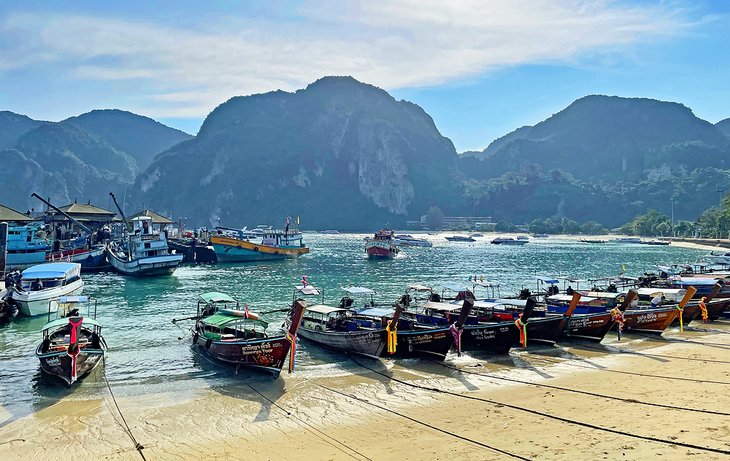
[365,229,400,258]
[6,222,49,270]
[11,262,84,316]
[107,216,183,276]
[211,221,309,262]
[35,296,106,385]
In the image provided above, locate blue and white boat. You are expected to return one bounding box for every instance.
[11,262,84,316]
[6,222,49,270]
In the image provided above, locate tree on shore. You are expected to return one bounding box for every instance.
[424,206,444,230]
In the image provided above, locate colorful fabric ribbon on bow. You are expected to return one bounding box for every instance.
[449,323,463,356]
[610,307,625,341]
[699,297,708,323]
[675,304,684,332]
[386,320,397,355]
[286,332,297,373]
[514,315,528,348]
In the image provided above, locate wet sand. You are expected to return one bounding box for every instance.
[2,323,729,461]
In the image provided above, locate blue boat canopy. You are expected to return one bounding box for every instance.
[22,262,81,280]
[537,276,560,285]
[357,307,395,317]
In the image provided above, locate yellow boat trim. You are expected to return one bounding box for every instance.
[211,235,310,256]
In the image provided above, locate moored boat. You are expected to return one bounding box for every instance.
[35,296,106,385]
[445,235,476,242]
[491,237,528,245]
[365,229,400,259]
[211,219,309,262]
[392,234,432,247]
[11,262,84,316]
[190,292,306,376]
[5,222,49,270]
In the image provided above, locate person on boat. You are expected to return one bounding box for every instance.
[31,279,43,291]
[566,286,574,295]
[650,294,665,308]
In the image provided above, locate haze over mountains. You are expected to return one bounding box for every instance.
[2,76,729,229]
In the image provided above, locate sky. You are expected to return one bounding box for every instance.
[0,0,729,152]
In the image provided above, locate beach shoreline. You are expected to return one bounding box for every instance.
[2,323,729,461]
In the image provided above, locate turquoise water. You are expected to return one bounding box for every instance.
[0,234,706,424]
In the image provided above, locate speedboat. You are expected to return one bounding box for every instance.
[445,235,475,242]
[707,251,730,265]
[35,296,106,385]
[393,234,432,247]
[12,262,84,316]
[491,237,528,245]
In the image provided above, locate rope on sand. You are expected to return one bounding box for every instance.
[101,357,147,461]
[246,383,373,461]
[350,358,730,457]
[317,383,534,461]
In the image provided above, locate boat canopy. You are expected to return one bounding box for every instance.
[343,286,376,295]
[41,316,101,332]
[201,313,268,329]
[199,292,237,304]
[422,301,463,312]
[357,307,395,318]
[546,294,598,303]
[296,285,321,295]
[306,304,347,315]
[582,291,622,300]
[537,276,560,285]
[57,295,89,304]
[22,262,81,280]
[472,301,506,309]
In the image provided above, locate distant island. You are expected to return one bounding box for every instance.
[2,76,730,234]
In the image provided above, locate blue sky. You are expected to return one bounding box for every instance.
[0,1,728,152]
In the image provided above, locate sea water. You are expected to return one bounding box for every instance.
[0,234,706,424]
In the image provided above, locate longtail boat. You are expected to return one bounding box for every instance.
[191,292,306,377]
[35,296,106,385]
[294,285,402,358]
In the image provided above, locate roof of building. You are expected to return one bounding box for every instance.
[129,209,174,225]
[0,204,33,222]
[57,202,116,216]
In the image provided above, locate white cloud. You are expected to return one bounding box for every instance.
[0,1,698,118]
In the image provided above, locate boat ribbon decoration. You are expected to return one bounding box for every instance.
[698,297,708,323]
[67,316,83,384]
[286,332,297,374]
[514,314,528,348]
[301,274,308,288]
[449,323,463,356]
[675,304,684,332]
[610,307,625,341]
[386,319,397,355]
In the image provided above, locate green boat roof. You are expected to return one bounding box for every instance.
[41,317,102,332]
[199,292,237,304]
[201,313,269,329]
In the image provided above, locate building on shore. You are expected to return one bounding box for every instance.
[417,215,495,231]
[0,204,34,224]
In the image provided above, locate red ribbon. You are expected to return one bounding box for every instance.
[68,317,83,383]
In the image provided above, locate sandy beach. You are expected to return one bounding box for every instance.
[2,321,729,461]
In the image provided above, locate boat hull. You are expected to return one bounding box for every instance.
[13,280,84,317]
[515,316,563,347]
[365,241,398,259]
[623,307,678,334]
[107,251,182,276]
[193,331,293,377]
[671,304,699,326]
[392,327,453,360]
[211,235,309,262]
[559,313,615,342]
[298,327,385,358]
[36,341,106,386]
[48,246,109,272]
[459,322,516,354]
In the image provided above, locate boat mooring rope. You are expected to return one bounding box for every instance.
[427,360,730,416]
[101,357,147,461]
[349,358,730,457]
[246,383,373,461]
[317,383,534,461]
[529,354,730,385]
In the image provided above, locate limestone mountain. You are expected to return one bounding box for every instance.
[63,109,192,171]
[0,110,192,211]
[132,76,463,229]
[718,118,730,139]
[459,96,730,227]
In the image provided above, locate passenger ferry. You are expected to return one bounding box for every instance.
[211,222,309,262]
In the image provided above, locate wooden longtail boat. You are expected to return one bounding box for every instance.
[556,292,617,343]
[191,292,306,377]
[35,296,106,385]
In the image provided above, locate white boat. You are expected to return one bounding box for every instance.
[491,237,528,245]
[516,235,529,241]
[12,262,84,316]
[707,252,730,265]
[613,237,641,244]
[107,216,183,276]
[393,234,432,247]
[320,230,341,234]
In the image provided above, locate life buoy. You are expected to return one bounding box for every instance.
[205,339,212,349]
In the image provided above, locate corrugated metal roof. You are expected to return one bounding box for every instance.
[0,204,32,222]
